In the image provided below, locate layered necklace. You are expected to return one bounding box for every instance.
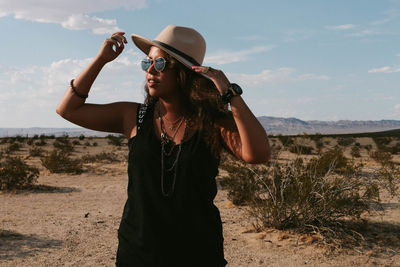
[158,102,189,197]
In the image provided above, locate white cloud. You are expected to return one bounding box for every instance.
[347,28,381,37]
[368,66,400,73]
[204,45,275,65]
[326,24,357,30]
[61,14,121,35]
[0,49,145,127]
[0,0,147,34]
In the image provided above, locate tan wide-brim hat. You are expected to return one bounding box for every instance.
[131,25,206,69]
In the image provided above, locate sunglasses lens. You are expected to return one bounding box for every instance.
[141,59,151,71]
[154,57,166,72]
[141,57,167,72]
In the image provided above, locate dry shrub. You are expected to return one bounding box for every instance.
[276,135,294,147]
[0,156,39,190]
[350,145,361,158]
[41,149,83,174]
[29,146,44,157]
[106,134,124,146]
[289,144,314,155]
[53,136,74,153]
[370,150,393,166]
[372,137,392,152]
[81,152,120,163]
[34,139,47,146]
[219,158,258,205]
[248,159,374,231]
[72,140,81,146]
[220,148,390,249]
[337,137,355,147]
[5,143,22,154]
[308,148,354,176]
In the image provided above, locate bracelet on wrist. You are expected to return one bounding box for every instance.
[220,83,243,104]
[70,79,88,99]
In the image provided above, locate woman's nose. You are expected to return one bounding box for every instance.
[147,62,158,74]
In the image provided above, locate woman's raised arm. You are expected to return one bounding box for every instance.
[192,65,271,164]
[56,32,138,137]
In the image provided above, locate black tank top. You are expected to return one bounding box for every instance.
[116,103,227,267]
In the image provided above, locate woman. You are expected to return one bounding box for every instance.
[56,25,270,267]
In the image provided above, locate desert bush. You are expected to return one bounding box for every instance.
[219,160,258,205]
[372,137,392,152]
[222,154,379,233]
[315,139,324,151]
[5,143,22,154]
[337,137,355,147]
[309,133,323,142]
[289,144,314,155]
[84,141,91,146]
[0,156,39,190]
[307,148,355,177]
[53,136,74,153]
[370,151,393,167]
[374,164,400,198]
[34,140,47,146]
[363,144,372,151]
[29,146,44,157]
[81,152,120,163]
[92,142,98,147]
[78,134,85,140]
[390,143,400,155]
[41,149,83,174]
[72,140,81,146]
[106,134,124,146]
[350,146,361,158]
[224,156,379,240]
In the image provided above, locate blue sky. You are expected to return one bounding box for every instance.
[1,0,400,127]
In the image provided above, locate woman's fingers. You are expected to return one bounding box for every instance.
[111,32,128,44]
[107,33,128,56]
[192,66,230,94]
[192,65,214,74]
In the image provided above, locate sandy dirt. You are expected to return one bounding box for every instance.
[1,137,400,266]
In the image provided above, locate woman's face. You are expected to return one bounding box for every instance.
[145,46,178,100]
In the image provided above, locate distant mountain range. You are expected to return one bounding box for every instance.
[1,117,400,137]
[0,127,111,138]
[258,117,400,135]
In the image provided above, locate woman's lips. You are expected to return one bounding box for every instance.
[147,77,160,87]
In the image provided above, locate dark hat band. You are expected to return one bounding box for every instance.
[153,40,200,66]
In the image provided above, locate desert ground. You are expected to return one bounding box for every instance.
[1,135,400,266]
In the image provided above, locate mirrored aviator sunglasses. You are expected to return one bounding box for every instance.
[141,57,167,72]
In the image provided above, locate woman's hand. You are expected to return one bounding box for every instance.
[96,32,128,64]
[191,66,230,95]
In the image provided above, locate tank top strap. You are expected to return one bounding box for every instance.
[136,103,149,132]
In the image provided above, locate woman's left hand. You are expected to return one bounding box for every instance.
[191,66,230,95]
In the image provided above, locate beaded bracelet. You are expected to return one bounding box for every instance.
[70,79,88,99]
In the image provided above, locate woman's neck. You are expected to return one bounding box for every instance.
[158,98,184,121]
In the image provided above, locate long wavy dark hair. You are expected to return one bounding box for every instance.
[144,56,231,157]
